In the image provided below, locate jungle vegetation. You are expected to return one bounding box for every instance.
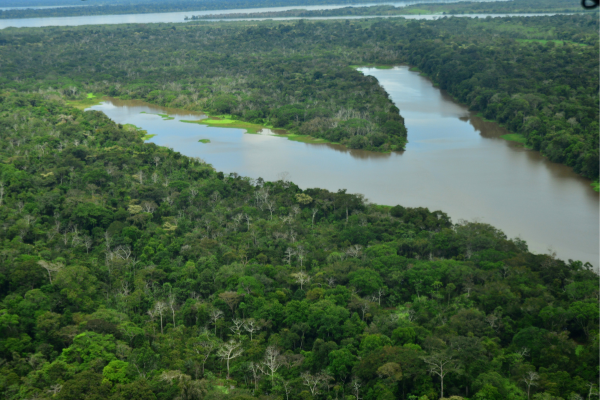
[0,0,455,19]
[0,15,597,175]
[0,12,598,400]
[0,90,598,400]
[191,0,592,20]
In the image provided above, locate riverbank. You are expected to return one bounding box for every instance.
[76,96,343,147]
[65,93,105,110]
[362,65,598,187]
[85,94,402,152]
[349,64,393,69]
[180,116,338,145]
[123,123,155,141]
[501,133,533,149]
[68,95,156,140]
[87,67,599,267]
[407,66,439,87]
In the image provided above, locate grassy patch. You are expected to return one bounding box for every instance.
[140,111,175,120]
[181,117,264,134]
[476,113,496,123]
[67,94,105,110]
[198,139,211,143]
[181,116,342,145]
[501,133,527,144]
[123,123,155,141]
[592,180,599,192]
[501,134,532,148]
[274,133,338,145]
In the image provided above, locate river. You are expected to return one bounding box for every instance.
[0,5,88,11]
[0,0,542,29]
[87,66,599,267]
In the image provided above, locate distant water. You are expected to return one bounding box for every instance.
[87,66,599,266]
[208,12,565,22]
[0,5,88,11]
[0,0,525,29]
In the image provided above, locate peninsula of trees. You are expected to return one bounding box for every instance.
[0,15,597,176]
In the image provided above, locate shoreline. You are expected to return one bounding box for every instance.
[356,64,598,191]
[180,117,340,146]
[79,95,394,152]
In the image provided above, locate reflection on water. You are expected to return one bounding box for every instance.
[257,128,286,136]
[468,114,509,138]
[320,143,394,159]
[88,66,599,267]
[106,97,206,119]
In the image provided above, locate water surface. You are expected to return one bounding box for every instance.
[88,66,599,266]
[0,0,522,29]
[0,5,88,11]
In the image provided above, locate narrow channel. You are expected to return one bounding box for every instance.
[88,66,599,266]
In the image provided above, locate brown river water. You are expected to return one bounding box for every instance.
[88,66,599,267]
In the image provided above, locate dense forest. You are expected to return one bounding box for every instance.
[400,16,599,179]
[0,87,598,400]
[0,15,597,176]
[191,0,590,20]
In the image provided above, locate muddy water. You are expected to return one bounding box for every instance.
[88,66,599,266]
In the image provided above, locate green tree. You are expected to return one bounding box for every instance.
[55,265,98,311]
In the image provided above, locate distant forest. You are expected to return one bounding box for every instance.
[0,0,438,19]
[192,0,591,19]
[0,0,591,19]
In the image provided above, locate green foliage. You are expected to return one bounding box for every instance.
[400,16,599,179]
[0,23,409,152]
[188,0,592,20]
[328,347,357,380]
[0,14,597,400]
[60,332,117,369]
[56,371,111,400]
[359,334,393,357]
[473,384,502,400]
[391,327,416,345]
[1,15,596,171]
[348,269,384,296]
